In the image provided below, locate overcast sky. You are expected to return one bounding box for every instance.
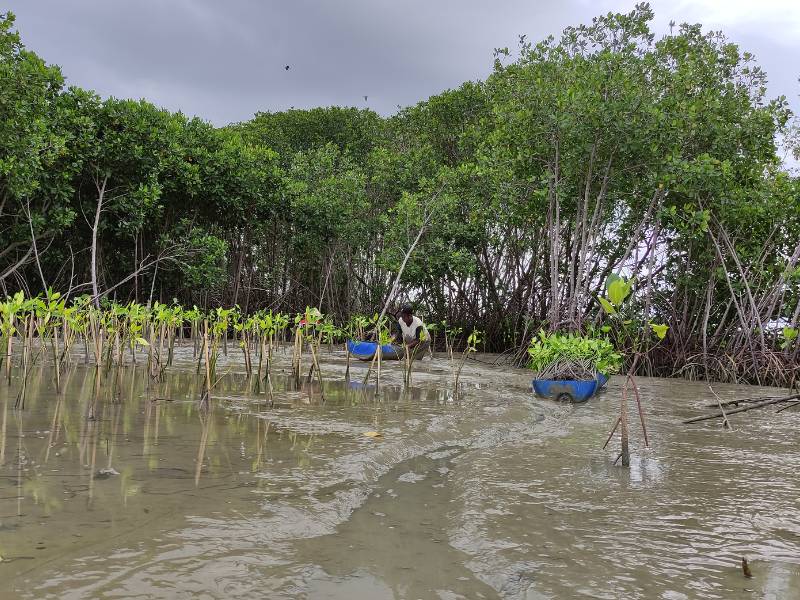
[6,0,800,126]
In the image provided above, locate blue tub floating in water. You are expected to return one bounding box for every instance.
[346,340,402,361]
[532,379,598,403]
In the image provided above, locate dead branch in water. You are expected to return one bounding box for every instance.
[683,394,800,424]
[703,394,789,408]
[707,385,731,429]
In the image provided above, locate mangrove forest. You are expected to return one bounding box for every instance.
[1,5,798,386]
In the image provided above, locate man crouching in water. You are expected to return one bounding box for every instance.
[396,304,430,358]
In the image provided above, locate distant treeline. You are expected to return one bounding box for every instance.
[1,5,798,384]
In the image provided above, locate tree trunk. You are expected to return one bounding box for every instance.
[91,175,109,308]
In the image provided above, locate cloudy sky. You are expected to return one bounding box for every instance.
[6,0,800,126]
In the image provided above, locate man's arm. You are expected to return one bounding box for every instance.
[405,324,422,348]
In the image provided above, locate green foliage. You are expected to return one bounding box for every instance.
[465,329,481,353]
[527,331,622,376]
[179,227,228,290]
[0,6,796,390]
[781,326,798,350]
[650,323,669,340]
[606,277,634,308]
[234,106,384,167]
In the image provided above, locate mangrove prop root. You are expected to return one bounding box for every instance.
[602,417,621,450]
[620,382,630,467]
[628,375,649,448]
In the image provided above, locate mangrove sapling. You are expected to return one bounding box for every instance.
[15,311,34,409]
[209,312,227,378]
[108,303,126,367]
[15,298,50,409]
[602,369,650,467]
[443,324,462,386]
[185,307,202,360]
[150,302,174,381]
[199,319,213,411]
[402,327,431,388]
[344,315,369,380]
[196,325,207,375]
[166,304,183,366]
[426,322,439,356]
[291,313,306,385]
[255,324,266,393]
[24,293,57,391]
[39,290,67,392]
[598,275,660,466]
[362,315,391,390]
[307,332,326,402]
[67,296,92,366]
[1,292,25,383]
[57,305,78,376]
[377,325,392,391]
[443,323,460,365]
[87,305,105,368]
[300,308,327,401]
[254,311,279,400]
[319,320,339,356]
[234,316,253,380]
[125,302,147,366]
[102,308,121,372]
[453,330,481,395]
[402,341,417,388]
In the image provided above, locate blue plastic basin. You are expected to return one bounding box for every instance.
[346,340,401,361]
[532,379,598,403]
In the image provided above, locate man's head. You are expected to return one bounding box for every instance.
[400,304,413,325]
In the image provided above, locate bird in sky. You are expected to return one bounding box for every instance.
[364,95,368,102]
[285,65,290,71]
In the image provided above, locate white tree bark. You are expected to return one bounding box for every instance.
[91,174,109,308]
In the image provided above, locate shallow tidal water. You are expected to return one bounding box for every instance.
[1,347,799,599]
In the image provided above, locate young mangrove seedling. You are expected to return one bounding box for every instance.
[453,329,481,395]
[598,274,663,467]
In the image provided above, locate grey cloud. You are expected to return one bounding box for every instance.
[5,0,798,126]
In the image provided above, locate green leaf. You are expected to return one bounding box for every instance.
[651,323,669,340]
[782,326,797,341]
[597,296,617,315]
[605,273,622,290]
[136,337,149,346]
[607,277,632,306]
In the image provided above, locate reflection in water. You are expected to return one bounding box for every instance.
[0,352,799,599]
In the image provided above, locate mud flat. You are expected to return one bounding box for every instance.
[2,350,799,599]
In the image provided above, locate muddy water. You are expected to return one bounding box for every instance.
[1,348,799,599]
